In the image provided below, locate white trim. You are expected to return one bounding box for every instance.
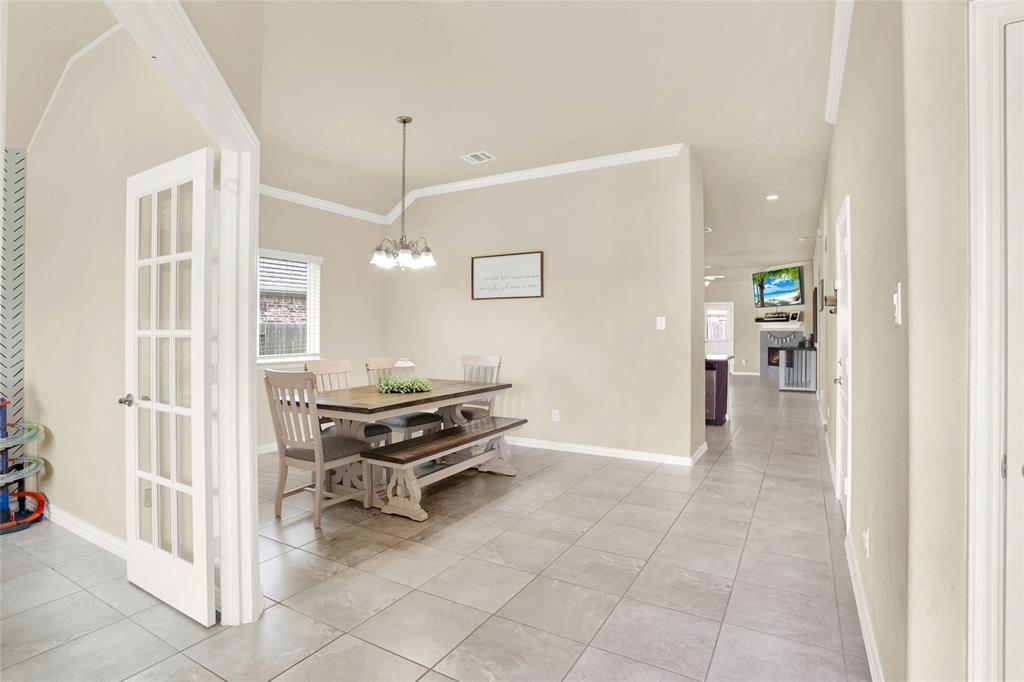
[259,437,705,466]
[27,24,123,151]
[260,143,685,226]
[259,184,389,225]
[506,436,702,467]
[47,505,128,560]
[730,371,760,377]
[259,248,324,265]
[846,535,885,682]
[824,0,854,125]
[968,3,1024,678]
[256,354,319,368]
[106,0,262,626]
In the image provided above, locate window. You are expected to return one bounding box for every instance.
[258,250,322,359]
[705,308,731,342]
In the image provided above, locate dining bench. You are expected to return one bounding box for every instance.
[360,416,527,521]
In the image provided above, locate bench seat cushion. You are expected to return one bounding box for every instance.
[381,411,443,429]
[286,425,364,462]
[362,416,527,466]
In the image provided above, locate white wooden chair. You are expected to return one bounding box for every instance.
[459,354,502,421]
[365,356,443,438]
[306,359,392,447]
[264,370,365,528]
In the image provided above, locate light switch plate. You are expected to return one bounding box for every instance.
[892,282,903,326]
[655,316,666,330]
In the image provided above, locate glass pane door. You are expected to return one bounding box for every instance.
[125,149,213,626]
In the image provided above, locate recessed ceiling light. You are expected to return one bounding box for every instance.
[704,226,713,233]
[797,237,809,242]
[765,194,779,201]
[704,275,725,281]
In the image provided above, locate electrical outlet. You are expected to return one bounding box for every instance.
[551,409,560,422]
[862,527,870,558]
[655,316,666,331]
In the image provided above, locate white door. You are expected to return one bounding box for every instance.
[1005,18,1024,681]
[834,196,853,527]
[705,302,735,372]
[123,149,215,625]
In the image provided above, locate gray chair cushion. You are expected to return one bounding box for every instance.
[460,405,490,421]
[286,425,364,462]
[365,422,391,438]
[381,411,443,429]
[318,418,389,439]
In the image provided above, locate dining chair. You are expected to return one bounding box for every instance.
[305,359,392,447]
[459,354,502,422]
[365,356,443,439]
[264,370,365,528]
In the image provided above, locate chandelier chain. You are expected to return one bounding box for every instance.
[400,118,407,241]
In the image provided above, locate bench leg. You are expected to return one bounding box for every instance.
[380,468,428,521]
[477,436,517,476]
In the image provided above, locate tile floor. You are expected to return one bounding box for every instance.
[0,376,870,680]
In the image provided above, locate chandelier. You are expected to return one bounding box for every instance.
[369,116,436,270]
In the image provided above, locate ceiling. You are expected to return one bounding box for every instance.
[260,1,835,268]
[7,1,834,269]
[6,1,116,149]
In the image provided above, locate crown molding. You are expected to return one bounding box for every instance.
[260,142,685,226]
[27,23,123,151]
[824,0,854,125]
[259,184,389,224]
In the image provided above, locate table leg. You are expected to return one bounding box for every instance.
[332,419,385,508]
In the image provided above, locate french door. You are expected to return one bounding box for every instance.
[834,196,852,527]
[123,149,216,625]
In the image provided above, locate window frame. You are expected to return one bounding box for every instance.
[256,249,323,365]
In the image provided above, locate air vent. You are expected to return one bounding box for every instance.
[461,150,496,165]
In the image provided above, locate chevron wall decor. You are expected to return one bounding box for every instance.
[2,148,27,458]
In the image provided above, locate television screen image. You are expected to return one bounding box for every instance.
[752,266,804,308]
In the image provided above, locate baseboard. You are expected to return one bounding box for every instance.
[257,442,277,455]
[845,535,886,682]
[730,371,760,376]
[506,436,700,466]
[690,442,708,464]
[47,504,128,560]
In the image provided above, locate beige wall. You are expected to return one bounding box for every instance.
[816,1,911,678]
[704,261,813,375]
[375,151,705,458]
[901,1,969,677]
[256,196,388,445]
[25,30,212,539]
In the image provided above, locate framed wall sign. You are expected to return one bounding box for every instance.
[472,251,544,300]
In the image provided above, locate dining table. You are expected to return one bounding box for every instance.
[314,378,518,505]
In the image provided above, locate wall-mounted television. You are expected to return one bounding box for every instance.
[752,266,804,308]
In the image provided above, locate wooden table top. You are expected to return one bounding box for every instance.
[317,379,512,415]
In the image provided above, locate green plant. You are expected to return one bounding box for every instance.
[376,375,433,394]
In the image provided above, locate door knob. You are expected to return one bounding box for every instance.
[118,393,134,407]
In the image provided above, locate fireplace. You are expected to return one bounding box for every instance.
[767,347,794,368]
